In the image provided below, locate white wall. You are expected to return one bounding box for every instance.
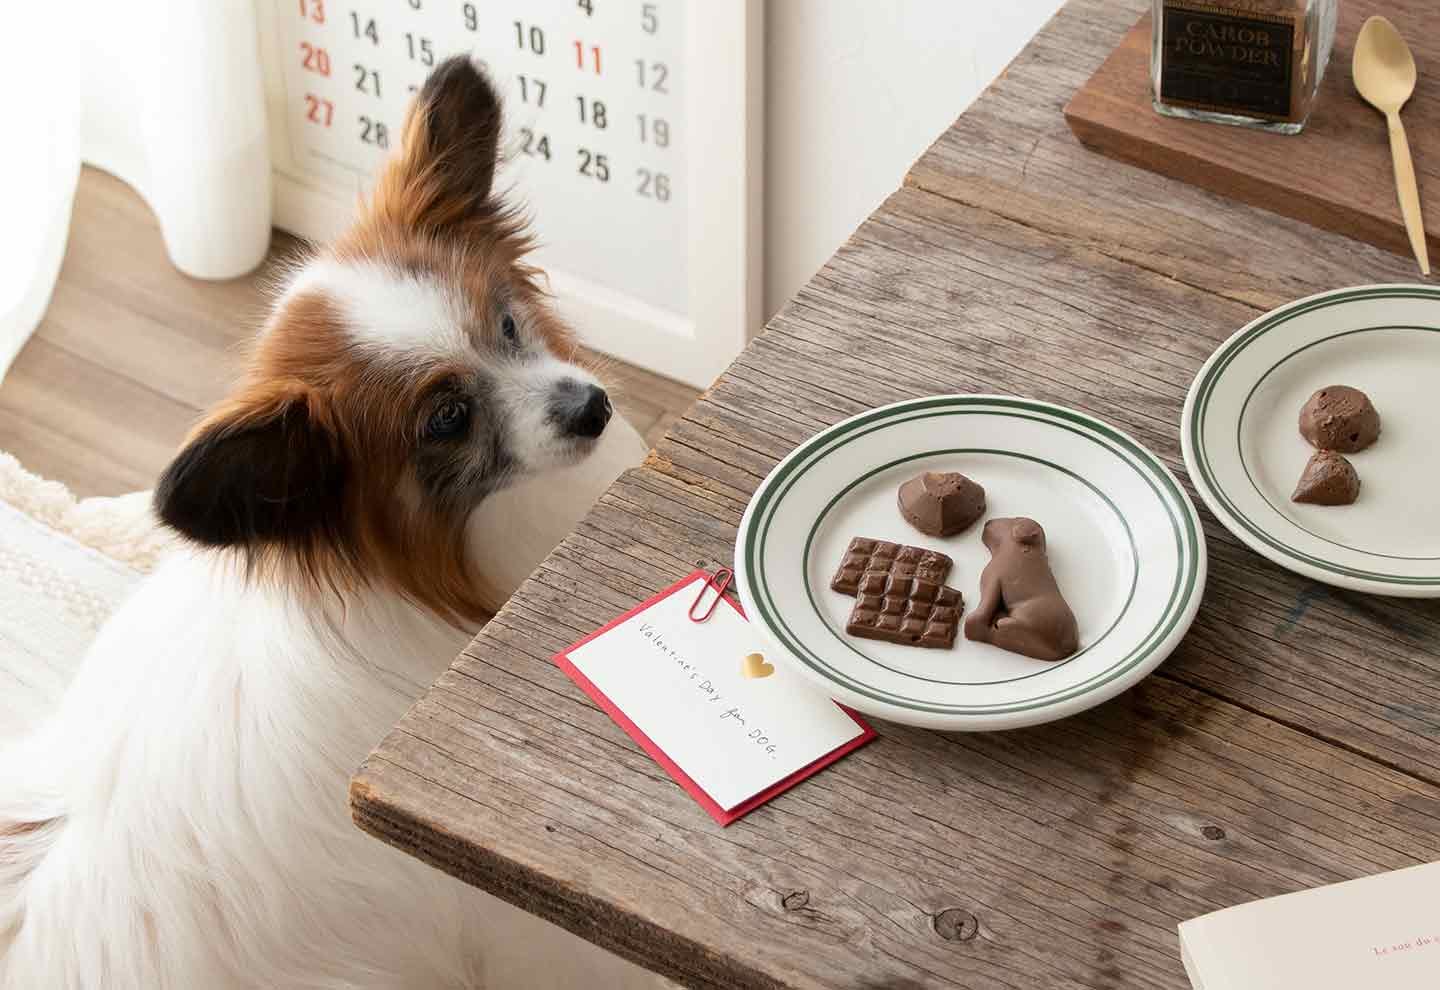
[763,0,1065,319]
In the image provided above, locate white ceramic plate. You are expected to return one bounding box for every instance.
[1182,284,1440,597]
[733,396,1207,731]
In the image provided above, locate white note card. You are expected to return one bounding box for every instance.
[556,572,873,824]
[1179,861,1440,990]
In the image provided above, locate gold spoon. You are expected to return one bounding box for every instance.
[1353,15,1429,276]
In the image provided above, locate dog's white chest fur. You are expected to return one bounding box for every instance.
[0,551,488,989]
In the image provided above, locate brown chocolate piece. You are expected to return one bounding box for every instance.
[846,578,963,649]
[1292,450,1360,505]
[897,471,986,537]
[964,517,1078,662]
[830,537,952,596]
[1299,385,1380,453]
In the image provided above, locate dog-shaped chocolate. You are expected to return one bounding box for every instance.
[963,517,1078,661]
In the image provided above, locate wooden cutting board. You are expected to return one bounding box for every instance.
[1064,2,1439,266]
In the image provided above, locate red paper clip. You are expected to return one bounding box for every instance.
[688,568,733,622]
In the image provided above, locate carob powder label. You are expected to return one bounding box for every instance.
[1159,2,1296,119]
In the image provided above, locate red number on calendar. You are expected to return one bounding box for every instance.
[299,42,331,77]
[304,94,334,127]
[572,41,601,74]
[299,0,324,24]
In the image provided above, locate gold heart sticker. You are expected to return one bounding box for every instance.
[742,652,775,679]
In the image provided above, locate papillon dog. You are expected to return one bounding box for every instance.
[0,57,657,988]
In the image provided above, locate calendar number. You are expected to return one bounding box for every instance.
[404,33,434,66]
[520,128,551,161]
[516,75,546,107]
[573,41,601,74]
[300,42,331,77]
[577,0,594,14]
[641,3,658,33]
[298,0,324,24]
[359,115,389,148]
[350,12,379,44]
[635,168,671,202]
[575,96,608,129]
[353,63,381,97]
[577,149,610,182]
[513,21,545,55]
[634,60,669,93]
[304,94,334,126]
[461,2,477,30]
[636,114,669,147]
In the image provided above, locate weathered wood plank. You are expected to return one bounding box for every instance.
[358,178,1440,989]
[907,0,1419,312]
[356,175,1440,985]
[355,469,1440,989]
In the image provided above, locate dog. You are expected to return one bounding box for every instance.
[963,517,1079,662]
[0,58,658,988]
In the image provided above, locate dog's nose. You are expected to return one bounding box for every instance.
[562,384,612,439]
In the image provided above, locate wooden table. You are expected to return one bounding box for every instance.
[351,2,1440,986]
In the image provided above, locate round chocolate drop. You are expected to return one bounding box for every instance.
[1298,385,1380,453]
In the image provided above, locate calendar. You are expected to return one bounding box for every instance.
[254,0,760,387]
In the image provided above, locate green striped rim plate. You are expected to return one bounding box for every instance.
[1181,285,1440,597]
[733,396,1207,731]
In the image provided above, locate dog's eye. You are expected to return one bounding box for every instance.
[501,313,517,343]
[427,398,469,440]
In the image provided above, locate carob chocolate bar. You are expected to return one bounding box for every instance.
[830,537,952,595]
[830,537,963,649]
[846,577,963,648]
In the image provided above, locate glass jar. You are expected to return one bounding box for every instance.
[1151,0,1339,134]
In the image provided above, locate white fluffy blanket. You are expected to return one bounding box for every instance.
[0,455,169,736]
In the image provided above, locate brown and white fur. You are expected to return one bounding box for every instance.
[0,59,656,988]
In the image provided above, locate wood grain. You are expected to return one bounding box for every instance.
[1064,5,1440,265]
[0,168,697,498]
[354,466,1440,988]
[352,2,1440,986]
[909,0,1420,315]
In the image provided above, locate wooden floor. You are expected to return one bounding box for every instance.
[3,168,700,499]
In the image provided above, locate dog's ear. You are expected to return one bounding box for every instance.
[413,55,503,201]
[1011,518,1045,548]
[155,390,346,551]
[368,56,504,232]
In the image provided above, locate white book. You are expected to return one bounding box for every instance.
[1179,862,1440,990]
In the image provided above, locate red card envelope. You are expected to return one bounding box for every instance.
[554,570,875,826]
